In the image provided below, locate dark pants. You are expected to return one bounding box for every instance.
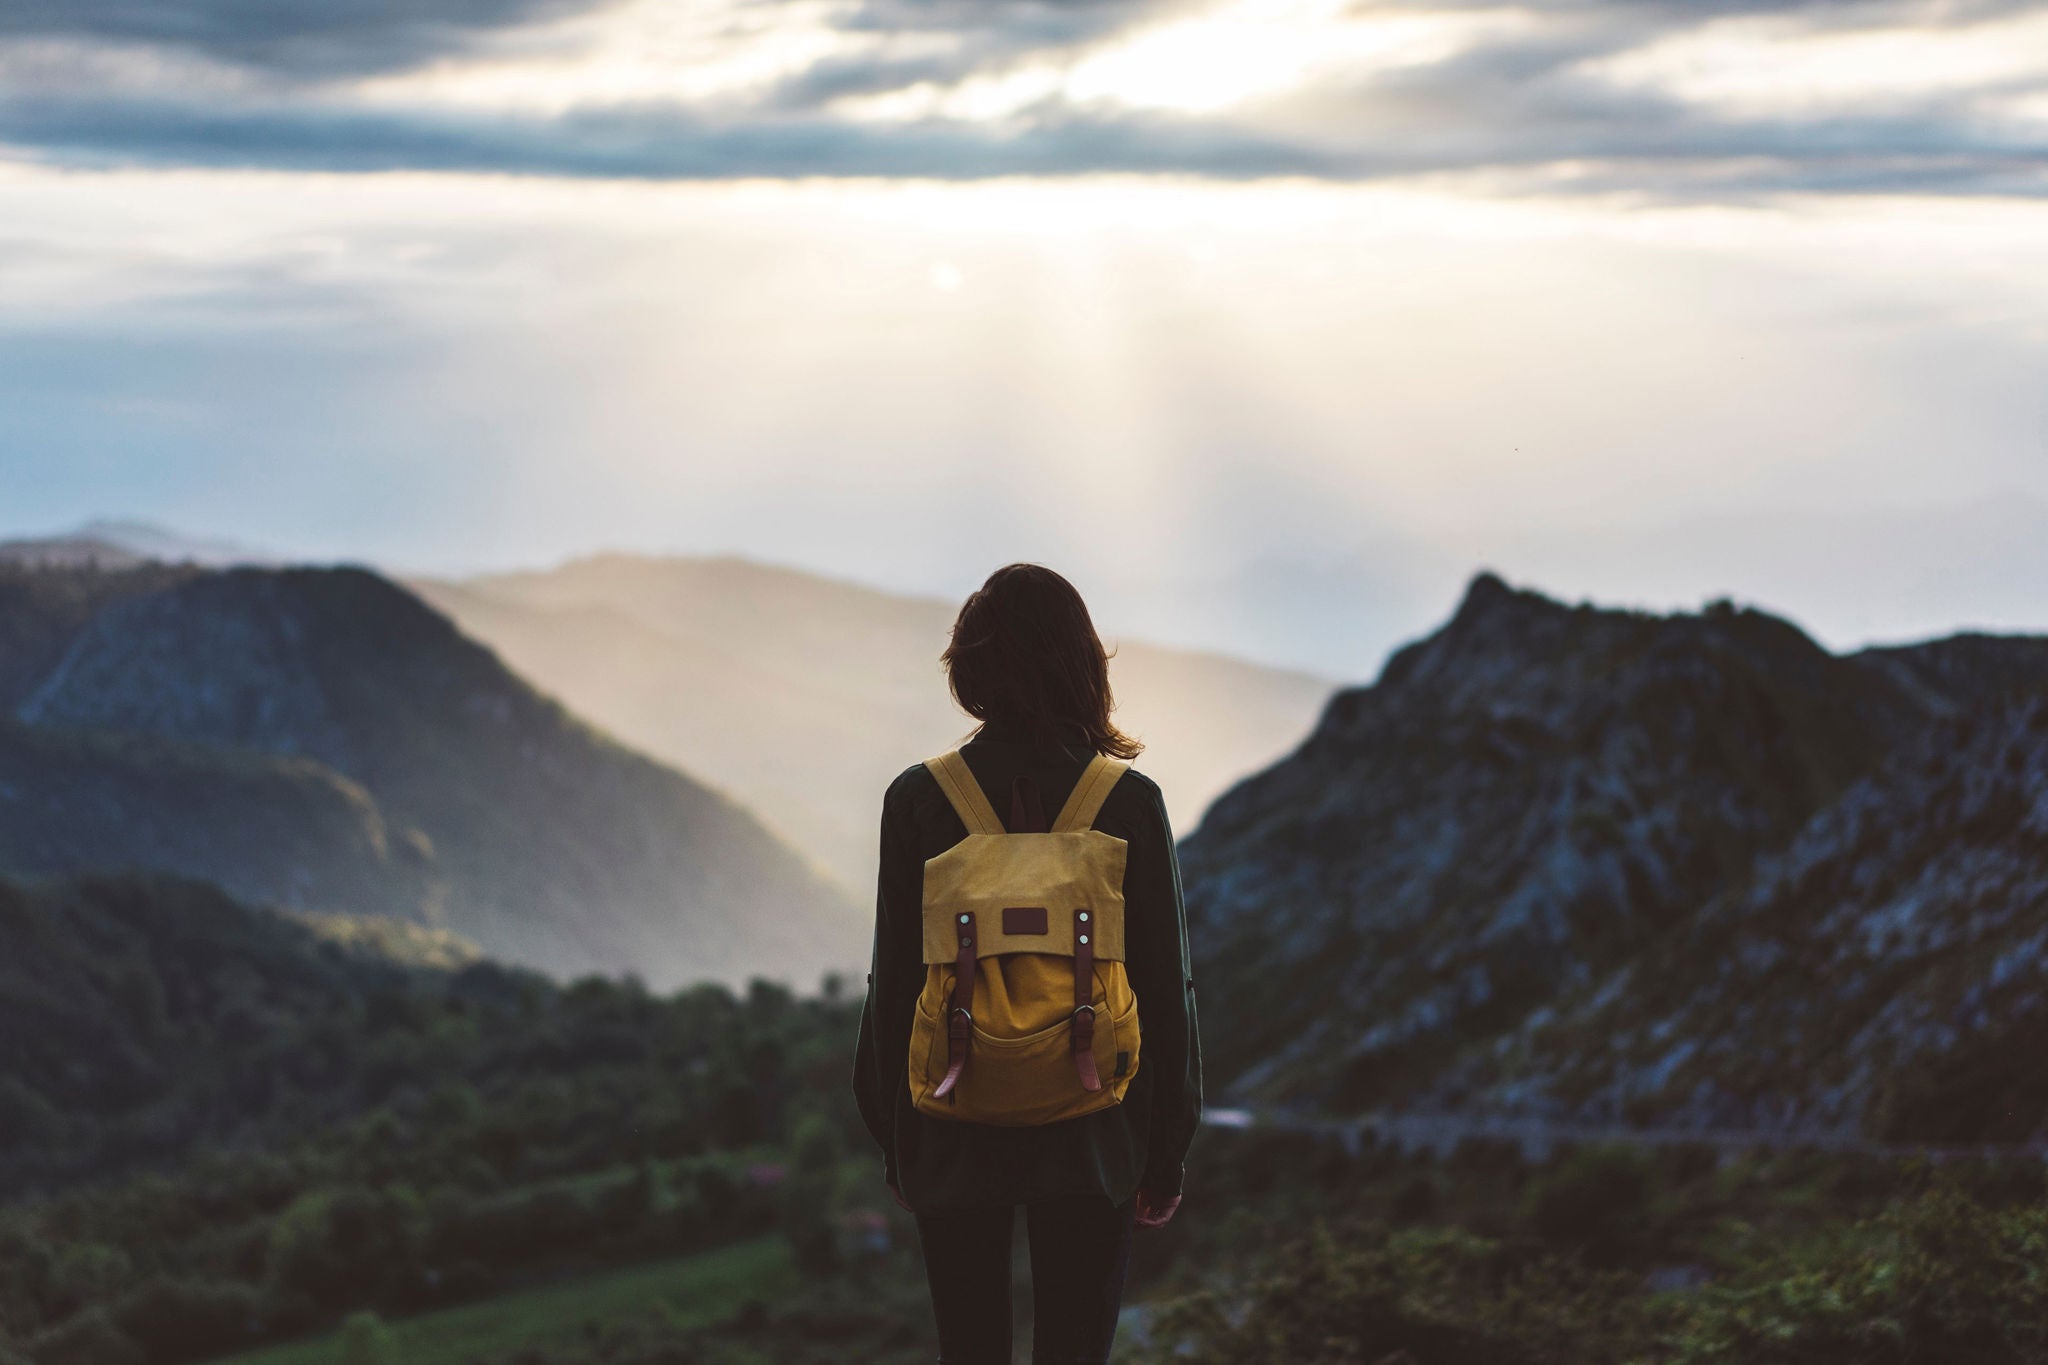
[914,1193,1137,1365]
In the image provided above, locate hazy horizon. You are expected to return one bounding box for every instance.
[8,502,2048,684]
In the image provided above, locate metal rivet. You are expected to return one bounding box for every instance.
[958,914,971,924]
[1078,912,1090,922]
[1079,934,1089,945]
[960,935,972,946]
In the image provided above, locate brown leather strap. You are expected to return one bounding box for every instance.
[933,911,977,1100]
[1071,907,1101,1092]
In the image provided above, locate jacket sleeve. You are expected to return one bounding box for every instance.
[1124,779,1203,1198]
[852,775,923,1187]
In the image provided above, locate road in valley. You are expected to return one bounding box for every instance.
[1205,1106,2048,1164]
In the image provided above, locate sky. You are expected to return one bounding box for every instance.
[3,0,2048,677]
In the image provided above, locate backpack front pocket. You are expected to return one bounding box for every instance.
[910,966,1130,1126]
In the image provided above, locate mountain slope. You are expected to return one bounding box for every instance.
[0,871,468,1193]
[0,562,193,709]
[1183,573,1924,1110]
[10,566,860,988]
[1470,692,2048,1141]
[0,719,443,926]
[412,554,1334,890]
[1184,572,2048,1141]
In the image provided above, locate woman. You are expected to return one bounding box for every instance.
[853,562,1203,1365]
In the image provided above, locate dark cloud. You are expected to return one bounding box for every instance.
[8,83,2041,199]
[836,0,1175,38]
[0,92,1339,180]
[1,0,2044,197]
[0,0,1186,79]
[0,0,608,75]
[758,0,1195,111]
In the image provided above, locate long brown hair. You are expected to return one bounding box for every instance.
[941,563,1141,759]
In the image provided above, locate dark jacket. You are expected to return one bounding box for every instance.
[851,720,1203,1213]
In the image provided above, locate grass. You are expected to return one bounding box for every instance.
[204,1237,797,1365]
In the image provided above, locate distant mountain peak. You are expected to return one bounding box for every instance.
[0,520,272,571]
[1454,568,1516,614]
[71,519,273,567]
[1428,568,1572,644]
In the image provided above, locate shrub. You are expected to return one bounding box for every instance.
[1137,1223,1661,1365]
[24,1308,144,1365]
[107,1276,265,1364]
[1673,1183,2048,1364]
[339,1310,396,1365]
[265,1185,420,1309]
[1520,1145,1653,1262]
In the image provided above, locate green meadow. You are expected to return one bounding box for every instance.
[204,1238,796,1365]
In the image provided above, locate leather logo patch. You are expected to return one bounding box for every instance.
[1002,906,1049,936]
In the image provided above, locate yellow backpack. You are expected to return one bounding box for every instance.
[908,749,1143,1126]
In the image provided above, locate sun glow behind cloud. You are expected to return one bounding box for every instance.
[338,0,1536,137]
[835,1,1529,122]
[355,0,879,114]
[1063,2,1530,114]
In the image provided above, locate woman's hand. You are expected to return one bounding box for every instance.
[1134,1187,1181,1230]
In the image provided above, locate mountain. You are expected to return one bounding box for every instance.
[4,564,859,988]
[0,718,444,926]
[0,533,148,571]
[411,554,1334,891]
[1182,572,2048,1141]
[1472,693,2048,1142]
[0,519,272,570]
[0,561,195,708]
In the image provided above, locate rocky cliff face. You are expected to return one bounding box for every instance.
[1479,693,2048,1141]
[5,566,861,989]
[1183,573,2048,1141]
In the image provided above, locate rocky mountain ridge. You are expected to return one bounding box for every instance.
[1184,572,2048,1142]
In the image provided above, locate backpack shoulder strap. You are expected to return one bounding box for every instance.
[924,749,1005,836]
[1051,754,1131,833]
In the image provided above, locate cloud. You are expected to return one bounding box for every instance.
[0,0,612,76]
[0,0,2045,196]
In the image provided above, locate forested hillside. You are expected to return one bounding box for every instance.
[0,873,873,1365]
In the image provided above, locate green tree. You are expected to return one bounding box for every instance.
[780,1114,844,1275]
[340,1310,396,1365]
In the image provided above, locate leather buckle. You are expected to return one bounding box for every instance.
[1072,1004,1096,1019]
[949,1006,973,1025]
